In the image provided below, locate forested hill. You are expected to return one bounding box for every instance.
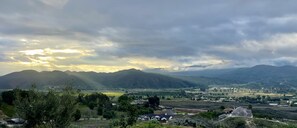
[170,65,297,88]
[216,65,297,88]
[0,69,203,90]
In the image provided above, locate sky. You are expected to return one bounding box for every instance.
[1,0,297,75]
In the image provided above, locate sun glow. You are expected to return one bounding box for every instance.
[19,48,91,56]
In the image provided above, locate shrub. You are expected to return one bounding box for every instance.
[15,88,78,128]
[73,109,81,121]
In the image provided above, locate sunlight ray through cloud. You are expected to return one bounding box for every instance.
[0,0,297,74]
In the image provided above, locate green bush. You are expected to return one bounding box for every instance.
[73,109,81,121]
[0,103,15,117]
[103,110,116,119]
[199,111,222,119]
[218,117,246,128]
[15,88,78,128]
[253,119,297,128]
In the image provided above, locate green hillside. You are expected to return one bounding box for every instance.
[0,69,202,89]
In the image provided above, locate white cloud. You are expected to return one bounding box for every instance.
[210,33,297,67]
[1,0,297,74]
[267,15,297,25]
[39,0,69,8]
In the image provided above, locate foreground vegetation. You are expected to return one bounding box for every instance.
[218,117,297,128]
[0,88,161,128]
[1,87,297,128]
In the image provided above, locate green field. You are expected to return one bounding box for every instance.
[103,92,125,97]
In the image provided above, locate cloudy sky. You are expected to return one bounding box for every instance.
[1,0,297,74]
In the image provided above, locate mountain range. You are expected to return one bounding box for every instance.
[0,65,297,89]
[0,69,202,89]
[169,65,297,89]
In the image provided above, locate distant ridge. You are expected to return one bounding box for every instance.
[169,65,297,88]
[0,70,91,89]
[2,65,296,90]
[216,65,297,88]
[0,69,203,89]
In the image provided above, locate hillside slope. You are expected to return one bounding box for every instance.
[95,69,200,89]
[217,65,297,88]
[0,70,92,89]
[0,69,202,89]
[170,65,297,88]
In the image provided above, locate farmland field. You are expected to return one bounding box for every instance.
[161,100,297,121]
[228,92,294,98]
[102,92,125,97]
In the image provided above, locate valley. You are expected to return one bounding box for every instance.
[1,65,297,127]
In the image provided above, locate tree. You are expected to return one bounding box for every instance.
[118,95,132,111]
[73,109,81,121]
[97,106,103,115]
[88,101,96,110]
[77,93,85,103]
[102,109,115,119]
[118,115,128,128]
[1,89,29,105]
[127,105,137,126]
[0,96,2,106]
[14,88,78,128]
[84,93,110,110]
[148,96,160,109]
[1,90,15,105]
[137,106,154,115]
[248,105,253,110]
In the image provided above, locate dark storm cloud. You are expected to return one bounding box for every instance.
[1,0,297,72]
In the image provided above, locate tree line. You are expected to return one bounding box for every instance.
[0,88,161,128]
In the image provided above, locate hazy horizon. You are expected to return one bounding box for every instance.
[1,64,296,76]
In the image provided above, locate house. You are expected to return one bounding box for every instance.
[229,107,253,118]
[223,108,234,114]
[5,118,26,127]
[220,107,253,120]
[164,109,175,116]
[6,118,25,124]
[138,114,173,122]
[131,100,146,105]
[269,103,279,106]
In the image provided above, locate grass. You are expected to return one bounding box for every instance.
[218,117,297,128]
[252,118,297,128]
[103,92,124,97]
[229,92,291,98]
[71,119,110,128]
[0,103,15,117]
[161,100,244,109]
[79,91,125,97]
